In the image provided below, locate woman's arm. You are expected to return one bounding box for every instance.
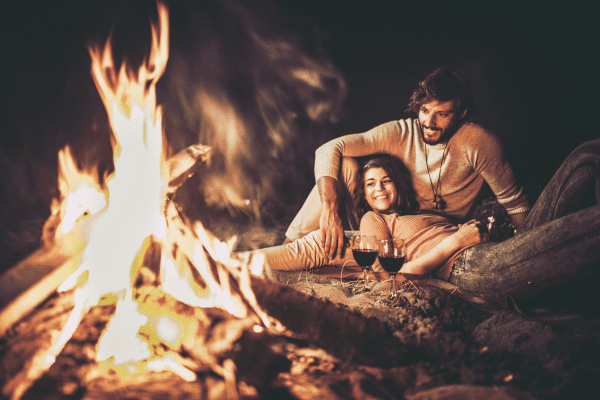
[400,220,488,276]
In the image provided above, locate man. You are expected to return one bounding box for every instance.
[285,67,530,258]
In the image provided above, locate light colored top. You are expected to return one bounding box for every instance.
[315,118,530,222]
[360,211,468,279]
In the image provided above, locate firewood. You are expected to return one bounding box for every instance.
[0,143,212,337]
[166,143,212,194]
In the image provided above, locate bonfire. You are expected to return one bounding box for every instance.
[0,3,279,398]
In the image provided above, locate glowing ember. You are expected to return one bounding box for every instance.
[2,2,275,398]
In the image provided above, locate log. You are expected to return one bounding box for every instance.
[0,282,412,400]
[249,276,414,367]
[166,144,212,194]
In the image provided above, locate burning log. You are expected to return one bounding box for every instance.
[0,143,212,338]
[165,144,212,195]
[0,143,223,399]
[0,273,416,400]
[0,2,276,398]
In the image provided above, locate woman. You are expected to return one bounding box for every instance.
[355,157,489,281]
[250,140,600,302]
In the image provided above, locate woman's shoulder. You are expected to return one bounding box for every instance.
[362,211,386,222]
[361,211,398,227]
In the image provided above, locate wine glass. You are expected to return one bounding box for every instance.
[352,235,378,287]
[378,238,406,297]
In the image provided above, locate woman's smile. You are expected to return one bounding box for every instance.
[364,167,397,212]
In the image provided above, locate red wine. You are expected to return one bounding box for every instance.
[352,249,377,268]
[378,255,405,275]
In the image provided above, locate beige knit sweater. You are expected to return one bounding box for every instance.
[360,211,470,280]
[315,118,530,222]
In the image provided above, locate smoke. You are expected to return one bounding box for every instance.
[0,0,347,271]
[160,0,346,244]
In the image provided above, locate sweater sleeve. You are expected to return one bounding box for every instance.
[464,126,531,215]
[314,120,409,181]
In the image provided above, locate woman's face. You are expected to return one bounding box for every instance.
[364,167,397,212]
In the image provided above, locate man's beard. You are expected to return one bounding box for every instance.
[421,127,444,145]
[420,123,460,145]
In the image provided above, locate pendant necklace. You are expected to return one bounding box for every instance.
[424,141,449,210]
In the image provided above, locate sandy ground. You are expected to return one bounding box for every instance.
[267,268,600,399]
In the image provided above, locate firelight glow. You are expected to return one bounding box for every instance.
[41,0,177,374]
[35,1,267,382]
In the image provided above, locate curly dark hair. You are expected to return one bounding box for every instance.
[353,157,420,220]
[407,67,477,120]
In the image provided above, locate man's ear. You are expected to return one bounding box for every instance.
[459,108,467,120]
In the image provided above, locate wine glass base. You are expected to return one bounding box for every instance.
[388,274,397,299]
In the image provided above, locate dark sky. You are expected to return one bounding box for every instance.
[280,0,594,189]
[0,0,594,198]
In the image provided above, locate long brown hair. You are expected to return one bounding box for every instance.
[353,157,419,219]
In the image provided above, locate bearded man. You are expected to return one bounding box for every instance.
[285,67,531,257]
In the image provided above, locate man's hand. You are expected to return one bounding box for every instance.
[319,203,345,258]
[317,176,345,258]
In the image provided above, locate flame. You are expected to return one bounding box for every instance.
[55,146,108,236]
[78,1,186,373]
[36,1,268,381]
[0,1,351,397]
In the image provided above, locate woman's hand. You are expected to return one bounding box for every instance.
[454,220,490,248]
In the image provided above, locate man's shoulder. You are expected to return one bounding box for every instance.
[455,121,495,137]
[453,122,501,147]
[358,118,420,144]
[376,118,419,132]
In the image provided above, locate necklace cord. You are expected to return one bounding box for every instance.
[424,141,449,209]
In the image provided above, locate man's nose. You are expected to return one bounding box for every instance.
[425,114,437,127]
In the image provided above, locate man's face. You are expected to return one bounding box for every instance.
[418,99,465,145]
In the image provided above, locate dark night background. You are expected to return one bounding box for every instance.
[0,0,595,270]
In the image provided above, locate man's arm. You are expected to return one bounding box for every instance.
[466,127,531,224]
[313,120,412,256]
[314,120,410,184]
[317,176,345,258]
[510,212,528,230]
